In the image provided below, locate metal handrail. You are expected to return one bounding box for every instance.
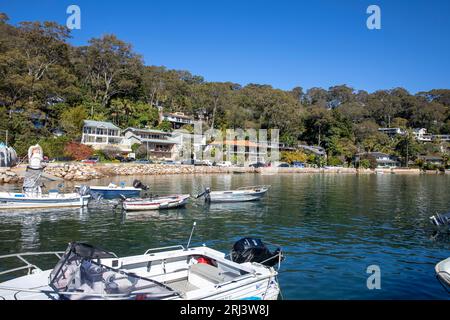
[0,251,64,276]
[144,245,185,255]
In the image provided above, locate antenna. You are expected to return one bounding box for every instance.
[186,221,197,249]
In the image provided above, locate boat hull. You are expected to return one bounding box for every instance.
[208,189,268,203]
[436,257,450,290]
[75,186,141,199]
[0,192,90,209]
[122,195,190,211]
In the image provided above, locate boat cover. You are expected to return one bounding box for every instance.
[49,242,179,300]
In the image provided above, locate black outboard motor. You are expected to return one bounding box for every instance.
[133,179,149,190]
[231,238,284,267]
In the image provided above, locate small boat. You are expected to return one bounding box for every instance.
[75,180,147,199]
[435,257,450,292]
[0,231,284,300]
[197,185,270,203]
[121,194,190,211]
[0,190,90,209]
[0,144,90,210]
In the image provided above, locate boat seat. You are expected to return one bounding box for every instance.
[187,263,238,287]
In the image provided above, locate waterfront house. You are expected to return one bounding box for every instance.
[81,120,132,153]
[123,127,181,160]
[355,152,400,168]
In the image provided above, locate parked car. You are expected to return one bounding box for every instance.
[216,161,232,167]
[194,159,213,166]
[249,162,266,168]
[163,160,176,165]
[292,161,305,168]
[181,159,194,165]
[134,159,152,164]
[81,156,99,164]
[277,162,291,167]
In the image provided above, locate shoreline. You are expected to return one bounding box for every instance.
[0,163,449,184]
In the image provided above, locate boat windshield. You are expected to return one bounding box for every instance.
[49,242,179,300]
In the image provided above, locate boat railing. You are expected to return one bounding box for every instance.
[0,251,64,277]
[236,185,271,190]
[144,245,185,255]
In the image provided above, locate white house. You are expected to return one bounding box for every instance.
[123,127,181,160]
[81,120,132,153]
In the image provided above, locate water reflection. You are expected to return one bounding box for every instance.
[1,174,450,299]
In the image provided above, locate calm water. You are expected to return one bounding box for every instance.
[1,173,450,299]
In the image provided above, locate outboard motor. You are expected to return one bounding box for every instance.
[231,238,284,267]
[78,185,91,196]
[133,179,149,190]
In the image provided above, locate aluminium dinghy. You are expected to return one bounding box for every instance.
[196,185,270,203]
[120,194,190,211]
[0,237,283,300]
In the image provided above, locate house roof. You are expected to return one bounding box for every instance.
[163,112,193,120]
[83,120,120,130]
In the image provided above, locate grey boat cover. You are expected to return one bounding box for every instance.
[0,143,17,167]
[49,242,179,300]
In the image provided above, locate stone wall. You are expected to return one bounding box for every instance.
[0,168,23,184]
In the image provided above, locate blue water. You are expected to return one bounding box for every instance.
[0,173,449,299]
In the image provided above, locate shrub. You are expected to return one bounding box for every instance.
[63,142,94,160]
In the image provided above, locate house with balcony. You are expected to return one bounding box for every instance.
[158,107,194,129]
[123,127,181,160]
[355,152,400,168]
[378,127,405,137]
[81,120,132,153]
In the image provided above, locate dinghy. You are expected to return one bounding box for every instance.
[75,180,147,199]
[121,194,190,211]
[0,145,90,210]
[0,237,283,300]
[197,185,270,203]
[435,257,450,292]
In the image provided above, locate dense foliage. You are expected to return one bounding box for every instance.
[0,13,449,166]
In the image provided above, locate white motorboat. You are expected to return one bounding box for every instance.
[0,191,90,209]
[435,257,450,292]
[197,186,270,203]
[0,237,283,300]
[121,194,191,211]
[0,144,90,210]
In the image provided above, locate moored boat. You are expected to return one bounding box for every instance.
[121,194,190,211]
[435,257,450,292]
[0,191,90,209]
[75,180,147,199]
[0,144,90,210]
[197,185,270,203]
[0,237,283,300]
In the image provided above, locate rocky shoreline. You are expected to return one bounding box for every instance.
[0,163,448,184]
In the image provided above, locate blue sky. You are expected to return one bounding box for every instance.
[2,0,449,93]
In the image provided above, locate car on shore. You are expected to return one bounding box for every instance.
[134,159,152,164]
[249,162,267,168]
[216,161,232,167]
[81,156,99,164]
